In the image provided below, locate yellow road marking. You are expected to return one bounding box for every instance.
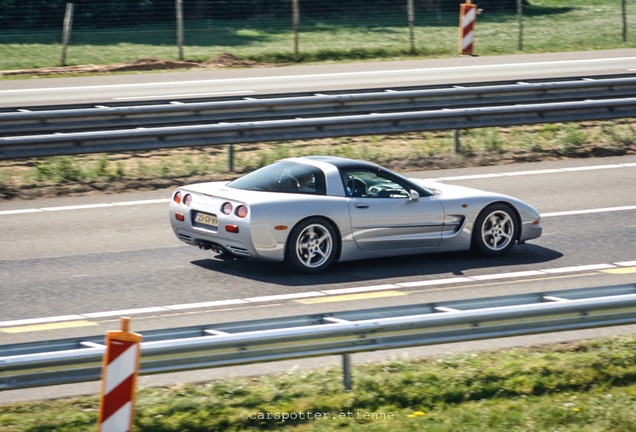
[1,320,97,334]
[296,290,406,304]
[602,266,636,275]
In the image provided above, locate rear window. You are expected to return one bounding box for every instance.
[228,161,326,195]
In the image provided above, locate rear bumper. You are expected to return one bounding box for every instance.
[172,222,256,257]
[174,230,252,257]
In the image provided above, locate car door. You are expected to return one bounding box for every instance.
[344,169,445,251]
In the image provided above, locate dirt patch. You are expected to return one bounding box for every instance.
[0,53,279,77]
[201,53,262,68]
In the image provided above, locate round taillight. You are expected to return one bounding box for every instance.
[183,194,192,206]
[221,202,233,215]
[235,205,248,218]
[173,191,182,204]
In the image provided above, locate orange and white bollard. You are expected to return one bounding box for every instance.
[458,0,478,55]
[98,317,143,432]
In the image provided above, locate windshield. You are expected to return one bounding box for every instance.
[228,161,326,195]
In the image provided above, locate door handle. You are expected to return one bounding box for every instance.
[355,203,369,209]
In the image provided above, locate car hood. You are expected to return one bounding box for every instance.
[410,178,508,199]
[410,178,541,218]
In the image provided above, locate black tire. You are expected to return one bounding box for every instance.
[285,217,337,274]
[473,204,518,257]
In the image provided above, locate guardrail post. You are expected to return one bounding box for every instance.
[342,353,352,391]
[228,144,235,173]
[454,129,462,154]
[98,317,143,432]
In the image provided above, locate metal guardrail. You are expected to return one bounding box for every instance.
[2,284,636,391]
[2,74,631,113]
[2,97,636,161]
[2,76,636,136]
[1,76,636,160]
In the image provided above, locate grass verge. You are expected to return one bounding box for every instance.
[2,335,636,431]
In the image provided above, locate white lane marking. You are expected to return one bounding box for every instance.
[502,169,563,176]
[433,162,635,181]
[0,198,170,215]
[542,205,636,218]
[114,91,255,100]
[397,277,473,288]
[562,164,623,171]
[42,203,114,212]
[471,270,545,281]
[164,299,248,310]
[435,173,503,181]
[2,259,634,329]
[1,162,634,216]
[1,56,634,95]
[112,199,170,206]
[0,315,85,327]
[322,284,401,295]
[541,263,617,274]
[82,307,167,319]
[0,208,41,215]
[244,291,325,302]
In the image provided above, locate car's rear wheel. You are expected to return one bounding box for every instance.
[473,204,518,256]
[285,217,337,273]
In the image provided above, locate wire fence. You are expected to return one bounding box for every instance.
[0,0,633,69]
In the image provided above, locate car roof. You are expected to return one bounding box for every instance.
[295,155,382,170]
[284,155,433,197]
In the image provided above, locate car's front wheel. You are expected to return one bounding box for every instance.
[473,204,518,256]
[285,217,337,273]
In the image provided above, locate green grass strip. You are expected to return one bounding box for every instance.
[1,0,635,71]
[2,335,636,431]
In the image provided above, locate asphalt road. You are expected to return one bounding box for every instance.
[2,154,635,331]
[1,49,636,107]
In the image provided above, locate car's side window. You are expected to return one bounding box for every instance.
[341,169,410,198]
[278,167,327,195]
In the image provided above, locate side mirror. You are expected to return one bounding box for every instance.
[409,189,420,201]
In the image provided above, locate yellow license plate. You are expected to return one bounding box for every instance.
[195,212,218,227]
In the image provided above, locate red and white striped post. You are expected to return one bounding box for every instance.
[98,317,143,432]
[458,0,478,55]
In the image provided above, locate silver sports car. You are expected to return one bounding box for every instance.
[169,156,542,273]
